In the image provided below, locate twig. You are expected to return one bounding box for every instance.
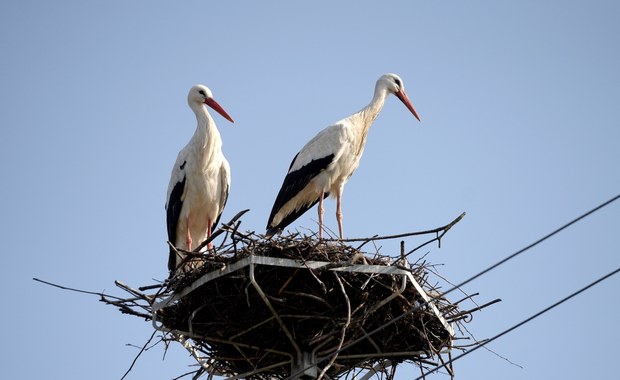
[327,212,465,243]
[171,369,200,380]
[193,209,250,252]
[33,277,125,301]
[318,272,351,380]
[139,283,165,291]
[174,333,219,375]
[115,281,152,302]
[120,329,158,380]
[448,298,502,323]
[436,352,454,379]
[102,297,152,319]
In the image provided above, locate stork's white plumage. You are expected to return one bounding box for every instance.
[266,73,420,239]
[166,84,234,274]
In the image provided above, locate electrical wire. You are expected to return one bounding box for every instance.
[449,192,620,293]
[413,266,620,379]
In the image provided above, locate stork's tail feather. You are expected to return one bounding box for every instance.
[265,227,281,238]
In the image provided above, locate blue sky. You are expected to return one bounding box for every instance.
[2,1,619,379]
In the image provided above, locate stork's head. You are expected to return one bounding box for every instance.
[188,84,234,123]
[378,73,421,122]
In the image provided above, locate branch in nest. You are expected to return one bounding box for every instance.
[328,212,465,244]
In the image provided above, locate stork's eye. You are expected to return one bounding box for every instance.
[199,89,206,96]
[394,78,401,87]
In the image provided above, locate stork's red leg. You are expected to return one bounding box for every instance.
[207,219,213,249]
[336,193,344,239]
[318,192,325,239]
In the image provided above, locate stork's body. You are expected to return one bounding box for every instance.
[166,85,234,274]
[266,73,420,239]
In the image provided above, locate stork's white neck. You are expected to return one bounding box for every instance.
[189,102,221,153]
[347,83,390,155]
[350,84,388,141]
[359,84,390,125]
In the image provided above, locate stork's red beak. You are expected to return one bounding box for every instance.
[395,89,421,122]
[205,98,235,123]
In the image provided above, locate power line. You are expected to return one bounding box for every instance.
[452,192,620,292]
[285,192,620,379]
[414,266,620,380]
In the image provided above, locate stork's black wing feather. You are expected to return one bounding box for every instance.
[266,153,334,234]
[166,176,186,272]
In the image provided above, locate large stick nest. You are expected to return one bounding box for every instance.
[103,211,498,379]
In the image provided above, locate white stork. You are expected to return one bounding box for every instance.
[266,73,420,239]
[166,84,234,274]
